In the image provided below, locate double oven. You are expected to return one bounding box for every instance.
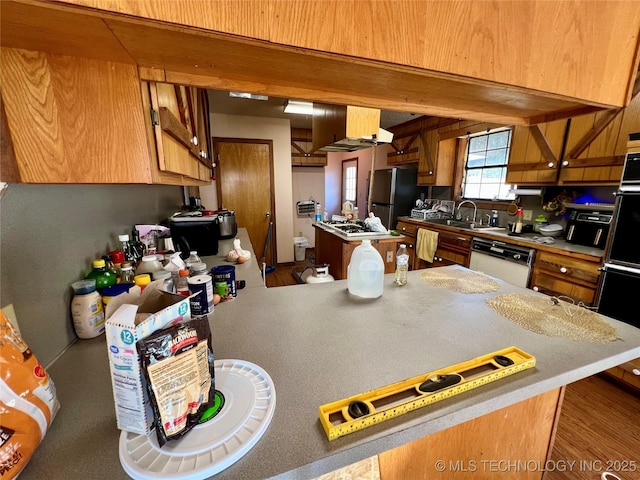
[596,135,640,328]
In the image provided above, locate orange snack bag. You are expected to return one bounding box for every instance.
[0,311,59,478]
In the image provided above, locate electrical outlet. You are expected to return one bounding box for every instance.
[386,251,393,263]
[523,210,533,221]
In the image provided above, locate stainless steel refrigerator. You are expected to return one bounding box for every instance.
[367,167,417,230]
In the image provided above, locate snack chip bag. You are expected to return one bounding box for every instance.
[0,311,60,479]
[138,316,214,447]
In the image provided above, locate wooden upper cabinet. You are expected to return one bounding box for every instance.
[559,93,640,184]
[55,0,271,40]
[7,1,639,125]
[141,81,211,185]
[0,47,153,183]
[266,1,640,108]
[291,128,326,167]
[387,117,454,186]
[387,117,423,165]
[506,120,568,185]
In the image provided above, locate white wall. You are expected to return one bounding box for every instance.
[325,144,392,218]
[291,166,324,248]
[202,113,295,262]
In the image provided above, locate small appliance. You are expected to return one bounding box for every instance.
[565,211,612,248]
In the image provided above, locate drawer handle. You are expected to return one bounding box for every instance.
[560,267,567,273]
[402,227,406,231]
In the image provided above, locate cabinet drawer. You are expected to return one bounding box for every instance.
[530,270,597,305]
[397,221,418,237]
[534,251,601,287]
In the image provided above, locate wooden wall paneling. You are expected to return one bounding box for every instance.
[614,93,640,155]
[378,387,564,480]
[0,47,152,183]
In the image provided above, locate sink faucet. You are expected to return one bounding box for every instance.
[456,200,477,223]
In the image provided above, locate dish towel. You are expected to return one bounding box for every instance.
[416,229,439,263]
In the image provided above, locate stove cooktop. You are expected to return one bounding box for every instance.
[316,221,387,237]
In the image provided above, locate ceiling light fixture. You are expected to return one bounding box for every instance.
[229,91,268,101]
[284,100,314,115]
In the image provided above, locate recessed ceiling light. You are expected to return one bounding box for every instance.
[229,92,268,101]
[284,100,314,115]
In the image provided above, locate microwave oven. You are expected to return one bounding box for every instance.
[169,216,220,257]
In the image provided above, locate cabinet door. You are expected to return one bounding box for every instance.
[559,93,640,184]
[291,128,327,166]
[143,82,211,184]
[529,251,601,305]
[388,121,421,165]
[506,120,567,185]
[1,48,152,183]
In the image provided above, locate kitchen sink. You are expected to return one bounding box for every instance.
[422,218,506,231]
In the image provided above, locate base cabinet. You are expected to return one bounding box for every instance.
[314,227,400,280]
[604,358,640,395]
[396,219,472,270]
[529,250,601,305]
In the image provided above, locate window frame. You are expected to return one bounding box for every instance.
[452,126,515,212]
[341,158,358,206]
[461,128,514,201]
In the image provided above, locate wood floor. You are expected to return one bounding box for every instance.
[268,251,640,480]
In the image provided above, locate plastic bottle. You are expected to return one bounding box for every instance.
[315,203,322,222]
[514,207,524,233]
[176,269,190,296]
[490,210,499,227]
[102,254,118,278]
[86,259,117,290]
[70,279,105,339]
[185,251,202,269]
[134,274,151,291]
[189,262,208,277]
[347,239,384,298]
[152,270,175,293]
[120,261,135,284]
[135,255,164,276]
[394,244,409,286]
[109,250,125,282]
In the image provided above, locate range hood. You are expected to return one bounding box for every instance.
[312,104,394,152]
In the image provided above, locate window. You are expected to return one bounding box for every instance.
[342,159,357,204]
[462,129,515,201]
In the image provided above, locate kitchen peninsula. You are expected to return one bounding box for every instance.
[21,228,640,480]
[314,222,406,280]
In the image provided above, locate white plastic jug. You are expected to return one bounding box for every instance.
[347,239,384,298]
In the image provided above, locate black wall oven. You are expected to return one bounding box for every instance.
[596,138,640,328]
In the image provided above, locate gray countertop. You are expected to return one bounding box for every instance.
[398,216,605,260]
[21,262,640,479]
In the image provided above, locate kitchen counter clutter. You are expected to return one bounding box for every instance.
[398,216,604,260]
[21,260,640,479]
[397,216,605,305]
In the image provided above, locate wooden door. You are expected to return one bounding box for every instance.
[215,139,276,266]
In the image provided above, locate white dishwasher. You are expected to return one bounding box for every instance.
[469,237,535,288]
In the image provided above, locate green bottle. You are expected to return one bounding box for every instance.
[86,259,117,290]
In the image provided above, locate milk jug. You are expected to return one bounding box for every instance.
[347,239,384,298]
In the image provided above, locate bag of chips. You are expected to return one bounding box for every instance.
[0,311,60,478]
[138,316,214,447]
